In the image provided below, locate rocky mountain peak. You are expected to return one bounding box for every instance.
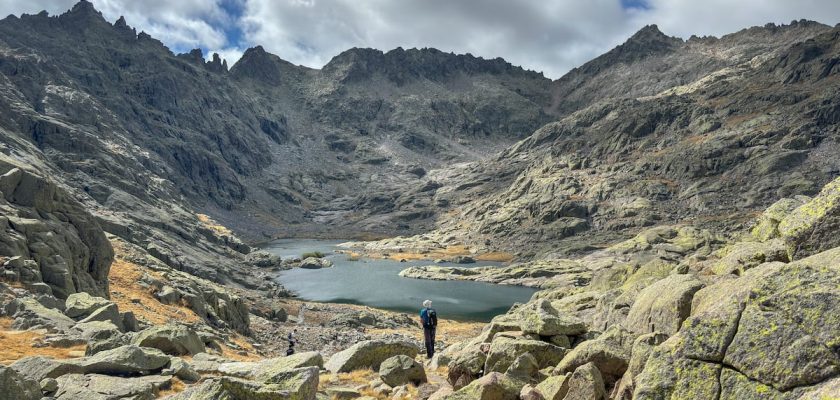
[322,46,545,85]
[230,45,303,84]
[614,24,683,59]
[61,0,105,22]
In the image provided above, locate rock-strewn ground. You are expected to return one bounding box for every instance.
[1,2,840,400]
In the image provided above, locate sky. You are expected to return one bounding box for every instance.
[2,0,840,79]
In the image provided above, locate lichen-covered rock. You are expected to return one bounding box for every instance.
[505,353,541,382]
[751,197,808,241]
[623,274,704,335]
[534,373,571,400]
[484,336,567,374]
[556,325,635,384]
[564,362,608,400]
[447,343,488,388]
[132,324,205,355]
[711,239,788,275]
[54,373,171,400]
[634,253,840,398]
[169,375,314,400]
[516,300,587,336]
[81,345,171,375]
[379,355,427,386]
[256,352,324,382]
[778,177,840,259]
[325,340,419,373]
[0,365,41,400]
[443,372,521,400]
[259,366,320,399]
[611,332,668,400]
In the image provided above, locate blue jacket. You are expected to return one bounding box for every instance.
[420,307,435,327]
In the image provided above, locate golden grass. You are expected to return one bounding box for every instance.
[108,242,202,326]
[196,213,233,236]
[219,334,261,361]
[156,377,187,398]
[0,318,86,365]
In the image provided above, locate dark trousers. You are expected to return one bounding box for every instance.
[423,327,436,358]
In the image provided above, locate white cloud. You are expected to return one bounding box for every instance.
[2,1,840,78]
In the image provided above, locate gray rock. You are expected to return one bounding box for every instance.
[564,362,608,400]
[131,324,205,355]
[556,325,635,385]
[81,345,171,375]
[65,293,112,319]
[623,274,704,336]
[0,365,41,400]
[299,257,333,269]
[54,373,171,400]
[5,297,75,332]
[325,340,419,373]
[484,336,567,374]
[40,377,59,394]
[78,303,124,331]
[163,357,201,383]
[379,355,427,386]
[10,357,85,382]
[517,300,587,337]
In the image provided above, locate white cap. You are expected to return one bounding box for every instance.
[423,300,432,308]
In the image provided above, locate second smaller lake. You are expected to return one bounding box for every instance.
[266,239,537,322]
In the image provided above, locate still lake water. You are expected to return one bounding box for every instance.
[265,239,536,322]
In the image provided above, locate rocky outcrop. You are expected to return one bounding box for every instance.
[379,355,427,386]
[131,324,205,356]
[633,252,840,398]
[775,176,840,259]
[0,160,113,299]
[0,365,41,400]
[325,340,420,373]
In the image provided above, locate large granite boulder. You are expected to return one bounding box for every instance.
[611,332,668,400]
[556,325,635,385]
[565,362,608,400]
[81,345,171,375]
[54,374,171,400]
[4,297,75,332]
[534,373,571,400]
[484,336,567,374]
[623,274,704,336]
[0,162,113,299]
[633,253,840,398]
[443,372,521,400]
[325,340,419,373]
[516,300,587,336]
[132,324,205,355]
[711,240,788,275]
[379,355,427,386]
[64,292,112,319]
[0,365,41,400]
[777,177,840,259]
[750,197,808,241]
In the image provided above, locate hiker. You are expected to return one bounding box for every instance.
[420,299,438,358]
[286,329,297,356]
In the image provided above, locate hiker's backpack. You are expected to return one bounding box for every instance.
[426,308,438,328]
